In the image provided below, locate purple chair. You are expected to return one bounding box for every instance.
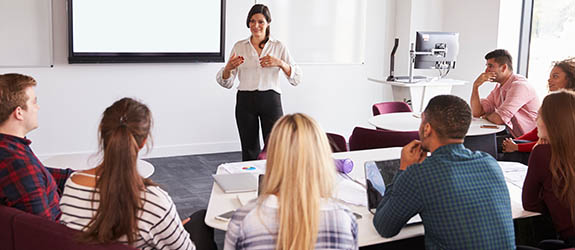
[348,127,419,151]
[372,101,412,116]
[0,205,136,250]
[257,132,348,160]
[326,132,348,152]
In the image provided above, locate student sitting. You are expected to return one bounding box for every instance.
[224,113,358,250]
[372,95,516,249]
[523,90,575,249]
[0,73,73,221]
[501,57,575,164]
[59,98,216,250]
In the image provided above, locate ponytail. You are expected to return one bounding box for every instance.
[259,27,270,49]
[80,98,154,244]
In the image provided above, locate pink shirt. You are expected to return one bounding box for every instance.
[480,74,539,137]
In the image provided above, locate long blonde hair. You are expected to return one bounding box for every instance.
[260,113,336,250]
[540,90,575,224]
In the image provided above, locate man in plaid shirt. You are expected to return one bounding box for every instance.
[0,73,72,221]
[373,95,515,249]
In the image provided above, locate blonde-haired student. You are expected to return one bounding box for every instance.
[224,113,358,250]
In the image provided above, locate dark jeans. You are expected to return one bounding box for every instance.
[184,209,217,250]
[236,90,283,161]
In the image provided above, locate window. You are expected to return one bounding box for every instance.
[520,0,575,99]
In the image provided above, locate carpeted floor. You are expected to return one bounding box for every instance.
[145,151,242,249]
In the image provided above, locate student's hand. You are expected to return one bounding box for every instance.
[473,72,497,88]
[224,53,244,71]
[260,54,284,68]
[400,140,426,170]
[535,137,549,146]
[182,217,190,225]
[502,138,518,152]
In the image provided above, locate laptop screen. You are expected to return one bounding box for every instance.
[364,159,401,211]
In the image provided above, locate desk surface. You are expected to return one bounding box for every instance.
[368,112,506,137]
[43,154,155,178]
[205,148,538,247]
[368,77,466,87]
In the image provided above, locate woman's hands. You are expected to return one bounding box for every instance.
[259,54,284,68]
[222,53,244,79]
[225,53,244,71]
[535,137,549,146]
[502,138,518,152]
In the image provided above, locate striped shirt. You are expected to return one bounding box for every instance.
[59,172,195,250]
[373,144,516,250]
[224,195,358,250]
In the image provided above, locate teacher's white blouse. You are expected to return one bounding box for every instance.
[216,37,302,94]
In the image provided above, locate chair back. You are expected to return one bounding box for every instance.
[257,132,348,160]
[0,205,135,250]
[326,132,348,152]
[348,127,419,151]
[372,101,412,116]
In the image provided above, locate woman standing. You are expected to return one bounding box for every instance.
[224,113,358,250]
[522,90,575,248]
[216,4,302,161]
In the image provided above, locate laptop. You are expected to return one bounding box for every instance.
[364,159,422,224]
[213,173,258,193]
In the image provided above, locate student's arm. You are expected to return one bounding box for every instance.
[3,161,61,220]
[471,72,496,117]
[493,83,534,126]
[145,196,195,250]
[484,112,505,125]
[372,168,422,237]
[46,167,74,196]
[522,145,549,212]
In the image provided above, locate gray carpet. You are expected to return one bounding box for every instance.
[144,151,242,249]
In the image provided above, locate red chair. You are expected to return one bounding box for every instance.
[326,132,348,152]
[348,127,419,151]
[372,101,412,116]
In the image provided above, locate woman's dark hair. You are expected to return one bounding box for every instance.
[553,57,575,91]
[80,97,155,244]
[246,4,271,49]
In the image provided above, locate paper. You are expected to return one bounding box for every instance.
[499,161,528,189]
[334,174,368,207]
[237,193,258,206]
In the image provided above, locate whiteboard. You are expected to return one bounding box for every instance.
[0,0,53,67]
[254,0,366,64]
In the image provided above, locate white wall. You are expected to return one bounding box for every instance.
[1,0,523,158]
[1,0,394,158]
[442,0,503,99]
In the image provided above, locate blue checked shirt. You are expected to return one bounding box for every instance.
[224,195,358,250]
[373,144,515,250]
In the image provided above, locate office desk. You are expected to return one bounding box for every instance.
[368,112,505,157]
[43,154,155,178]
[368,78,466,113]
[368,112,506,136]
[205,148,538,247]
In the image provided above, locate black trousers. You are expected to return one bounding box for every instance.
[184,209,217,250]
[236,90,283,161]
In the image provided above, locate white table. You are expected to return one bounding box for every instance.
[368,112,506,136]
[43,154,155,178]
[368,78,466,113]
[205,148,538,247]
